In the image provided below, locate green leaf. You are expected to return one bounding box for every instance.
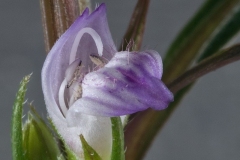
[119,0,150,51]
[162,0,240,83]
[22,106,60,160]
[111,117,125,160]
[80,134,102,160]
[198,3,240,61]
[11,74,31,160]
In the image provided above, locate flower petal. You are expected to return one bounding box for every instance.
[42,3,116,119]
[67,51,173,117]
[50,113,112,159]
[41,4,115,159]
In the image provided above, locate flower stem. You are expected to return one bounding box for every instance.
[111,117,125,160]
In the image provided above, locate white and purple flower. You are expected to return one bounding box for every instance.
[42,3,173,159]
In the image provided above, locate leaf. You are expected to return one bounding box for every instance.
[162,0,240,83]
[198,3,240,61]
[119,0,150,51]
[80,134,102,160]
[11,74,31,160]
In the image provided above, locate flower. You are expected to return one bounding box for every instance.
[42,3,173,159]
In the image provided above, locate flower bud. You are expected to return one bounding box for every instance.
[22,108,61,160]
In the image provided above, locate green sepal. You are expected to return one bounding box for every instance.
[11,74,31,160]
[111,117,125,160]
[47,118,79,160]
[80,134,102,160]
[63,145,79,160]
[22,106,61,160]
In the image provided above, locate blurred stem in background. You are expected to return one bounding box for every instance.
[119,0,150,51]
[40,0,90,53]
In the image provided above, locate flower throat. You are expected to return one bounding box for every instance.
[58,27,104,117]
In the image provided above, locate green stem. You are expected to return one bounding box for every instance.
[111,117,125,160]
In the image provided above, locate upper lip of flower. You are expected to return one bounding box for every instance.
[42,3,117,120]
[42,3,173,121]
[58,27,106,117]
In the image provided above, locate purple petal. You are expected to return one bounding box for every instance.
[42,4,116,120]
[42,3,173,157]
[41,4,115,158]
[67,51,173,117]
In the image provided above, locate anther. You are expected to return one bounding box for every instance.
[89,54,106,67]
[74,85,82,101]
[67,61,83,88]
[68,84,83,106]
[67,65,81,88]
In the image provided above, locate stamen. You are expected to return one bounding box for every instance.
[69,27,103,64]
[69,84,83,106]
[67,61,83,88]
[75,85,82,101]
[89,54,106,67]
